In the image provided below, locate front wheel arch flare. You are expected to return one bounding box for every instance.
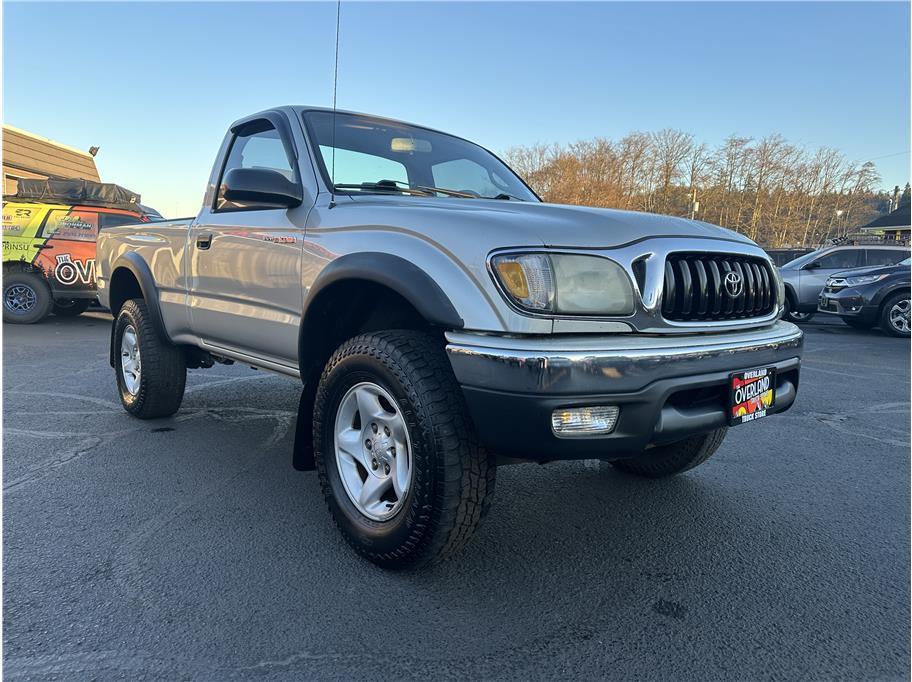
[107,254,169,366]
[298,253,464,378]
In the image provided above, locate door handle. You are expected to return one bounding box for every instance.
[196,233,213,250]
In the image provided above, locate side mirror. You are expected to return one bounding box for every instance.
[221,168,303,209]
[802,261,821,270]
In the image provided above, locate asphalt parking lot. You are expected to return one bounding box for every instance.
[3,313,909,680]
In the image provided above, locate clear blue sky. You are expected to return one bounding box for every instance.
[4,1,910,217]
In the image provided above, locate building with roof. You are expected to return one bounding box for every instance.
[2,125,100,196]
[859,203,911,242]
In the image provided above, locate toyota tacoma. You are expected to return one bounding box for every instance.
[96,106,803,568]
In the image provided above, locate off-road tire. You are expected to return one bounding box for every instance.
[313,330,496,569]
[114,299,186,418]
[53,298,92,317]
[3,271,53,324]
[610,428,728,479]
[880,292,911,338]
[841,316,874,330]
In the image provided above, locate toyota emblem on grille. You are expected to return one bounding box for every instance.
[724,271,744,297]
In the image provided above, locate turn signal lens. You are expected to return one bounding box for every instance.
[551,406,620,438]
[492,254,555,311]
[495,260,530,298]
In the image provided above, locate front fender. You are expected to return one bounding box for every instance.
[308,252,464,328]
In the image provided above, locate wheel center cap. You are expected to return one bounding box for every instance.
[365,433,394,476]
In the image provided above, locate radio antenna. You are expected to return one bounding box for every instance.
[330,0,341,207]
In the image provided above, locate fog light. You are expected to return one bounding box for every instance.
[551,406,619,438]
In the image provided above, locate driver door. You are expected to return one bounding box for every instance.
[188,119,309,369]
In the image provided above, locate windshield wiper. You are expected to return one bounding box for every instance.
[333,182,435,197]
[335,180,477,199]
[489,193,525,201]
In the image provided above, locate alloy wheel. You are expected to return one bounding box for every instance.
[334,381,413,521]
[5,284,37,313]
[889,299,910,334]
[120,324,142,395]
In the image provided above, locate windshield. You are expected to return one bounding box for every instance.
[303,111,538,201]
[781,250,823,269]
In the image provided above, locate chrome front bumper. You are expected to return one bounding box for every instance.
[446,321,803,395]
[445,321,803,459]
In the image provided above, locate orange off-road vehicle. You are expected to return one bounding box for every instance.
[2,179,160,324]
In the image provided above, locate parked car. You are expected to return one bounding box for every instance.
[96,106,803,568]
[2,179,158,324]
[817,257,911,337]
[778,244,909,323]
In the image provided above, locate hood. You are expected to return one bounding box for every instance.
[344,195,754,249]
[831,262,911,280]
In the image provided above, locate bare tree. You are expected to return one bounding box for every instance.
[505,130,885,247]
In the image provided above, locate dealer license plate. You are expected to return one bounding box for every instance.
[729,367,776,426]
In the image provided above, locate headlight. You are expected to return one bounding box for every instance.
[844,273,889,286]
[491,253,634,315]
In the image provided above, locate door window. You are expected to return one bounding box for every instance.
[865,249,909,267]
[810,249,862,270]
[42,210,99,241]
[217,123,295,209]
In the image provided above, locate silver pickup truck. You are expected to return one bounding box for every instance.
[97,106,803,568]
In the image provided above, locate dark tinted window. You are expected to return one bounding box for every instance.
[100,214,144,229]
[811,249,863,269]
[865,248,909,267]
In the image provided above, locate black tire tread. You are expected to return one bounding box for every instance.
[116,299,186,419]
[313,330,495,568]
[612,427,727,479]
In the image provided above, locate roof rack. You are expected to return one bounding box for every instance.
[10,178,141,213]
[827,232,910,247]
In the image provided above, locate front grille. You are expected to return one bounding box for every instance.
[662,253,777,322]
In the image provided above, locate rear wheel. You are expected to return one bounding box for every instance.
[880,292,911,338]
[610,428,728,478]
[52,298,92,317]
[313,330,495,569]
[113,299,186,418]
[3,271,53,324]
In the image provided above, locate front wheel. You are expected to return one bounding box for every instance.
[783,297,814,324]
[880,292,911,338]
[53,298,92,317]
[113,299,186,418]
[3,271,53,324]
[313,330,495,569]
[609,428,728,478]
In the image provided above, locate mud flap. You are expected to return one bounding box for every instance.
[292,378,317,471]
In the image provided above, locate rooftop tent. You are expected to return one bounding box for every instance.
[11,178,141,212]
